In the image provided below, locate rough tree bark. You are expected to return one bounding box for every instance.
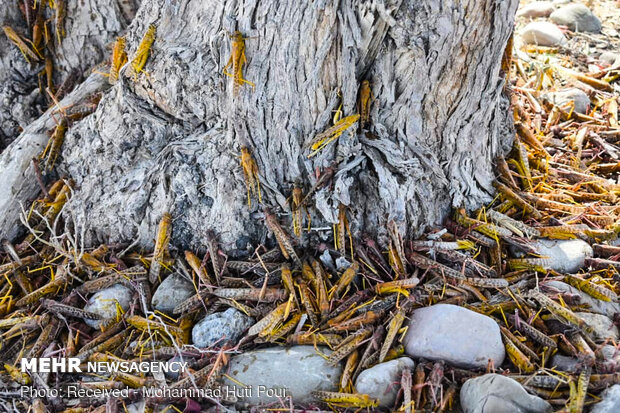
[0,0,518,254]
[0,0,139,149]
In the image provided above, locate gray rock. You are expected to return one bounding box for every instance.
[512,238,592,272]
[576,312,618,342]
[192,308,254,348]
[591,385,620,413]
[354,357,415,408]
[517,2,555,18]
[151,273,195,314]
[600,52,620,66]
[596,345,620,373]
[546,89,590,114]
[403,304,505,369]
[461,374,552,413]
[83,284,133,329]
[521,22,567,47]
[544,281,620,318]
[550,354,580,373]
[550,4,601,33]
[222,346,342,407]
[125,402,146,413]
[165,355,194,381]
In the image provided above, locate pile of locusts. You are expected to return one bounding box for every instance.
[2,7,620,413]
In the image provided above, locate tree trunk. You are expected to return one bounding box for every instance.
[0,0,518,253]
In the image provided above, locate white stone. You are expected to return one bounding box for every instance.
[521,22,567,47]
[354,357,415,408]
[151,273,195,313]
[461,374,552,413]
[403,304,504,369]
[192,308,254,348]
[222,346,342,407]
[83,284,132,328]
[576,312,618,342]
[550,4,601,33]
[517,2,554,19]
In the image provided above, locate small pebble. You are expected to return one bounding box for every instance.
[551,354,580,373]
[221,346,341,407]
[521,21,567,47]
[83,284,132,329]
[192,308,254,348]
[460,373,552,413]
[354,357,414,408]
[550,4,601,33]
[545,89,591,115]
[403,304,505,369]
[151,273,195,314]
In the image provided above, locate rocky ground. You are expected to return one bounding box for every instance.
[1,0,620,412]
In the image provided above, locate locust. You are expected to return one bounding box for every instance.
[280,264,299,308]
[379,302,410,363]
[300,165,335,206]
[3,26,40,63]
[501,328,538,373]
[248,301,288,337]
[298,281,319,327]
[55,0,66,45]
[240,146,262,207]
[567,367,591,413]
[286,332,343,347]
[130,24,156,78]
[264,208,301,267]
[41,299,102,320]
[335,203,351,256]
[32,5,44,54]
[27,317,60,358]
[185,250,213,287]
[223,31,254,96]
[328,328,372,365]
[148,212,171,284]
[15,274,67,307]
[375,277,419,295]
[357,80,373,128]
[332,261,359,298]
[527,290,593,335]
[109,36,127,83]
[268,312,302,342]
[213,287,287,302]
[307,114,360,158]
[401,368,413,413]
[126,315,184,339]
[413,363,426,409]
[290,183,304,237]
[340,350,358,392]
[387,220,407,278]
[206,230,224,283]
[563,274,617,302]
[327,310,383,331]
[507,313,556,349]
[313,391,378,408]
